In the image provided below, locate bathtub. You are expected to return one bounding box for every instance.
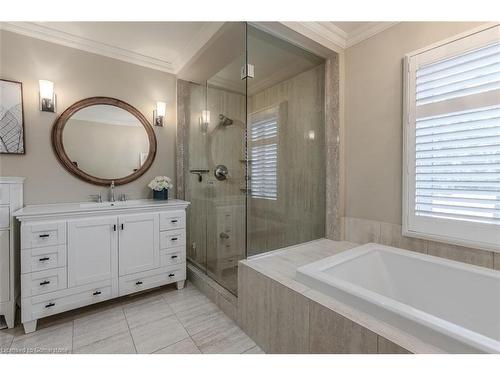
[296,243,500,353]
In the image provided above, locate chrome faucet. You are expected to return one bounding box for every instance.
[109,181,115,202]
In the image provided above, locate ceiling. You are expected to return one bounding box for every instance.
[0,21,397,75]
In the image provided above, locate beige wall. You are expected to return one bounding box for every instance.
[0,31,176,204]
[344,22,487,225]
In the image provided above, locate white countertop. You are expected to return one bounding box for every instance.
[14,199,190,220]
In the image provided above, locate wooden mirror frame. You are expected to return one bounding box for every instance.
[52,97,157,186]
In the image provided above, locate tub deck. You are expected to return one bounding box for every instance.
[238,239,496,353]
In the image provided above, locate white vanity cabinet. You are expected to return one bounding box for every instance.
[0,177,24,329]
[15,199,189,333]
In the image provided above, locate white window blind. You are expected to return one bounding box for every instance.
[404,25,500,251]
[249,111,278,200]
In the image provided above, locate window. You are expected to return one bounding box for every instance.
[249,107,278,200]
[403,25,500,251]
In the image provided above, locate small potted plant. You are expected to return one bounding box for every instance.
[148,176,173,200]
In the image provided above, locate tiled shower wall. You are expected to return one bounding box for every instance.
[343,217,500,270]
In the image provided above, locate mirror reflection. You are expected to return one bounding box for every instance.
[62,104,150,180]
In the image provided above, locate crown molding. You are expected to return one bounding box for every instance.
[0,22,176,74]
[172,22,225,74]
[280,22,399,51]
[345,22,399,47]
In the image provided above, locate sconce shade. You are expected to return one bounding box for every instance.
[202,110,210,124]
[39,80,55,112]
[156,101,166,117]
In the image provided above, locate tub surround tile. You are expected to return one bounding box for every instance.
[239,238,445,354]
[494,253,500,271]
[268,279,310,353]
[130,315,189,354]
[309,301,377,353]
[73,331,136,354]
[380,222,427,254]
[377,336,412,354]
[73,307,129,350]
[153,337,201,354]
[427,242,494,269]
[344,217,381,244]
[237,263,271,352]
[10,321,73,354]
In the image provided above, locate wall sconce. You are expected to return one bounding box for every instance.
[200,110,210,133]
[154,101,166,127]
[39,80,56,112]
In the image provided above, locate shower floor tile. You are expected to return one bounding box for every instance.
[0,281,263,354]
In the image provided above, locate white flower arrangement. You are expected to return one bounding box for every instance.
[148,176,173,191]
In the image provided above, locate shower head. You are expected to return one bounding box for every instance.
[218,114,234,127]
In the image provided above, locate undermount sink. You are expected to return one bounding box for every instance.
[79,199,144,209]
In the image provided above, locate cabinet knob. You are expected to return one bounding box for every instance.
[136,281,143,285]
[93,291,102,296]
[39,257,50,262]
[171,255,178,259]
[45,302,55,308]
[171,237,178,241]
[171,219,178,223]
[39,234,50,238]
[168,273,175,277]
[39,280,50,286]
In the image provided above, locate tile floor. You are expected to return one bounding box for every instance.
[0,282,263,354]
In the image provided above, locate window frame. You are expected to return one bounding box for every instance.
[402,24,500,252]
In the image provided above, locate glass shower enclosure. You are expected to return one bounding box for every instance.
[180,23,326,294]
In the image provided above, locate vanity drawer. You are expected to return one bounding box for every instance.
[0,205,9,229]
[22,221,66,249]
[0,184,9,204]
[160,229,186,249]
[21,267,67,297]
[160,211,186,231]
[160,246,186,267]
[22,281,113,321]
[118,264,186,297]
[21,245,67,274]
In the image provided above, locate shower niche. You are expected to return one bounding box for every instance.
[177,23,326,294]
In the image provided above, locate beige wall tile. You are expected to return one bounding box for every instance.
[309,301,377,353]
[377,336,412,354]
[344,217,381,244]
[495,253,500,271]
[427,242,494,269]
[380,222,427,254]
[268,279,310,353]
[237,264,271,352]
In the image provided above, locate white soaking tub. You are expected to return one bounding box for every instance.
[296,243,500,353]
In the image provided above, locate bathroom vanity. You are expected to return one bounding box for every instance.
[14,199,189,333]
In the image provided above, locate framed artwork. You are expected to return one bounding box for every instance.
[0,79,25,154]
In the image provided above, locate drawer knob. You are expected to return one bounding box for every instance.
[93,291,102,296]
[171,220,178,223]
[136,281,143,285]
[39,234,50,238]
[171,237,178,241]
[168,273,175,277]
[45,302,55,308]
[39,257,50,262]
[39,280,50,286]
[171,255,178,259]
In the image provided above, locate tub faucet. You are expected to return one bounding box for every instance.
[109,181,115,202]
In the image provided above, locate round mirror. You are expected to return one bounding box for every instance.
[52,97,157,186]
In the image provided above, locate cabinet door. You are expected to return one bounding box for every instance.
[119,213,159,276]
[68,217,118,288]
[0,230,9,302]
